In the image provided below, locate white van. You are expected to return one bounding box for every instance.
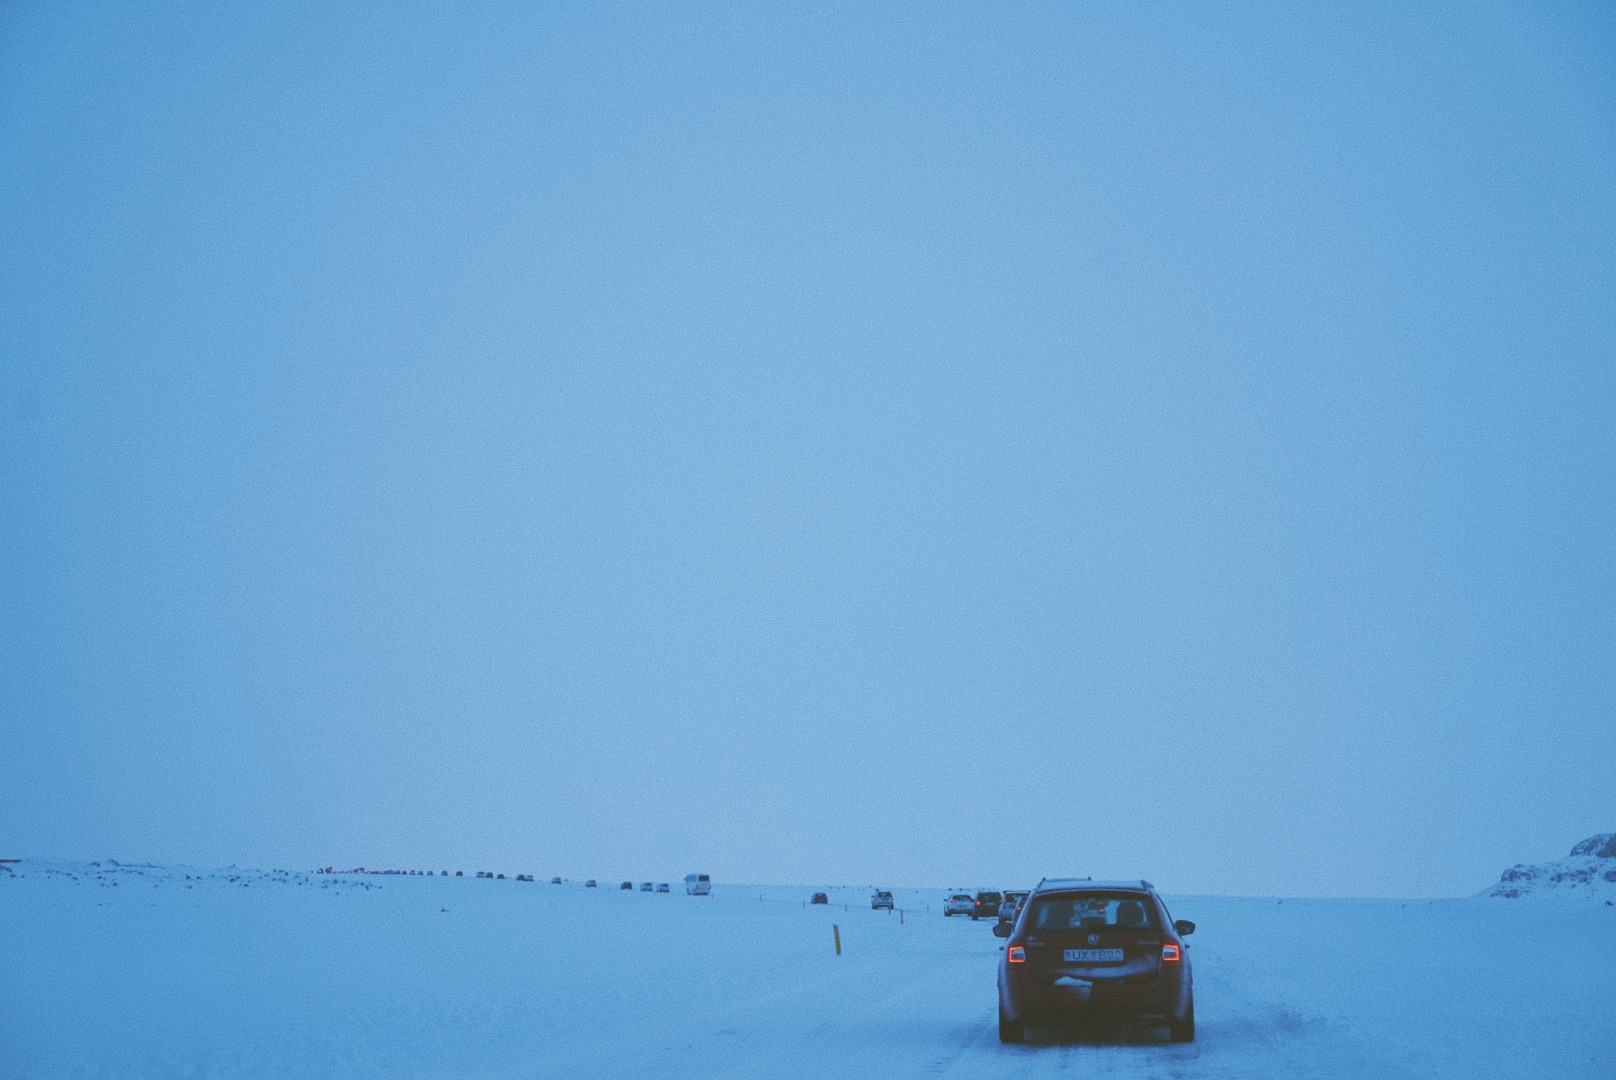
[684,873,712,896]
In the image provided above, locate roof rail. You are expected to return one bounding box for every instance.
[1032,876,1159,892]
[1034,876,1093,890]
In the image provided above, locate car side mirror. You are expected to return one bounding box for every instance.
[992,922,1011,938]
[1174,920,1195,936]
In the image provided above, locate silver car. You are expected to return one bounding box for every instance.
[997,890,1030,930]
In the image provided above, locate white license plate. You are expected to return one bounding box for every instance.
[1064,948,1123,962]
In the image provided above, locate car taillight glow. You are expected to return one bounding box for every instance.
[1007,946,1025,963]
[1161,943,1181,963]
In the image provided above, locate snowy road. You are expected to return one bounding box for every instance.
[6,862,1613,1078]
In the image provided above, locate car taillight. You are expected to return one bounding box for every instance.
[1161,943,1181,963]
[1007,946,1025,963]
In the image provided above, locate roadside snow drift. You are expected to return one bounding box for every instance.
[4,860,1613,1078]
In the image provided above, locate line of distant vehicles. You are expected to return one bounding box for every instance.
[615,874,712,894]
[943,889,1028,923]
[315,868,714,895]
[806,887,1024,921]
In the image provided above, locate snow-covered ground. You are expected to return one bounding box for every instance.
[5,860,1613,1079]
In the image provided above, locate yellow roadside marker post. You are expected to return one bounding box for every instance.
[833,924,842,955]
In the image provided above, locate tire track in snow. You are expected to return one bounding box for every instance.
[619,916,1007,1080]
[696,956,960,1080]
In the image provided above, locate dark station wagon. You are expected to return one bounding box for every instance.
[995,878,1195,1043]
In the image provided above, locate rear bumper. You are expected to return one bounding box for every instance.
[1001,969,1190,1026]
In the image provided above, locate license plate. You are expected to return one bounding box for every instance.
[1064,948,1123,962]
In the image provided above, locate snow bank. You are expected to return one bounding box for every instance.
[1481,833,1616,900]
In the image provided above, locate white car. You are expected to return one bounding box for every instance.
[944,893,975,916]
[871,890,894,910]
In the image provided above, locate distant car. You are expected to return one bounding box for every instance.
[945,893,975,916]
[551,876,563,884]
[620,881,634,890]
[871,890,894,910]
[685,873,712,896]
[656,883,670,893]
[585,879,597,888]
[998,891,1030,929]
[996,878,1195,1044]
[811,892,829,904]
[973,890,1003,921]
[639,882,654,892]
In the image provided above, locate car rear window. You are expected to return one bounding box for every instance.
[1026,893,1159,932]
[978,892,1001,902]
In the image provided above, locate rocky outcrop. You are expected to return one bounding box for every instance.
[1482,834,1616,900]
[1568,833,1616,860]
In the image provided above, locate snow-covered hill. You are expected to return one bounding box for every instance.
[1481,833,1616,900]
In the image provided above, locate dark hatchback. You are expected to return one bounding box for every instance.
[995,878,1194,1043]
[972,890,1003,920]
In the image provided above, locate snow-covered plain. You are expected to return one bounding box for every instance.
[5,860,1613,1079]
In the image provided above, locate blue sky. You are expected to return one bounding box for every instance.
[3,1,1613,896]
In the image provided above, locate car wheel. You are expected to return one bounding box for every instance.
[1168,997,1195,1043]
[998,1004,1025,1044]
[971,913,979,921]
